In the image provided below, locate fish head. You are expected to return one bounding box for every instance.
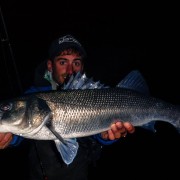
[0,99,27,132]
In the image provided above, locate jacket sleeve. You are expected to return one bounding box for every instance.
[9,135,24,146]
[93,134,118,145]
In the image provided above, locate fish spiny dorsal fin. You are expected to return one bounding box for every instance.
[117,70,150,95]
[62,72,109,90]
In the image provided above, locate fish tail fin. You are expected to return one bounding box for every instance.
[172,118,180,134]
[141,121,156,132]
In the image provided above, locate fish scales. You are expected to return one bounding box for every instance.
[34,88,180,139]
[1,71,180,165]
[0,87,180,140]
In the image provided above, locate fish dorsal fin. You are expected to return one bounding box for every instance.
[62,71,149,95]
[63,72,109,90]
[116,70,150,95]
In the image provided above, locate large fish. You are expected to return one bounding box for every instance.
[0,71,180,164]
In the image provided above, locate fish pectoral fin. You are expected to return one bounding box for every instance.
[45,121,66,144]
[45,117,79,165]
[55,138,79,165]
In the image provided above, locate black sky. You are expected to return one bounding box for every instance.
[0,2,180,179]
[0,1,179,102]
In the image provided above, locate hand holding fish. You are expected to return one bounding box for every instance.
[0,122,135,149]
[0,132,12,149]
[1,71,180,165]
[101,121,135,140]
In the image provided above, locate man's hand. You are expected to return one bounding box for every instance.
[101,121,135,140]
[0,133,13,149]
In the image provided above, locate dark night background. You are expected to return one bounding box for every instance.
[0,1,179,179]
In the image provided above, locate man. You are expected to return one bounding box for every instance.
[0,34,135,179]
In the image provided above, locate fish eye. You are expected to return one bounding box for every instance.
[0,103,13,111]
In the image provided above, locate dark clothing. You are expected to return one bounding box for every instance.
[10,62,115,180]
[27,138,102,180]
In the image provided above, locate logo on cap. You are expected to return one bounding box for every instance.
[58,35,82,46]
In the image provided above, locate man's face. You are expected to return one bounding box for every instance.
[47,52,83,84]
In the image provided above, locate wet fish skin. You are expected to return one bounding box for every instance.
[1,71,180,165]
[38,88,180,137]
[0,87,180,140]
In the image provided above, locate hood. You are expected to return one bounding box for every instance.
[33,60,50,87]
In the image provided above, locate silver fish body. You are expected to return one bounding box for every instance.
[1,71,180,165]
[0,87,180,140]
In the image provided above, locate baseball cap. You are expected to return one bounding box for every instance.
[48,35,87,60]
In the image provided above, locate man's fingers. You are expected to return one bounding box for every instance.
[101,121,135,140]
[101,131,109,139]
[123,122,135,133]
[0,133,13,149]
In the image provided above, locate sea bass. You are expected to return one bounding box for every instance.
[0,71,180,164]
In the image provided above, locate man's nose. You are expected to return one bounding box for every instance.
[67,64,73,75]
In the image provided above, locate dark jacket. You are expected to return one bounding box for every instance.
[10,61,116,180]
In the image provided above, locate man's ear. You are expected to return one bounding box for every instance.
[47,59,52,72]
